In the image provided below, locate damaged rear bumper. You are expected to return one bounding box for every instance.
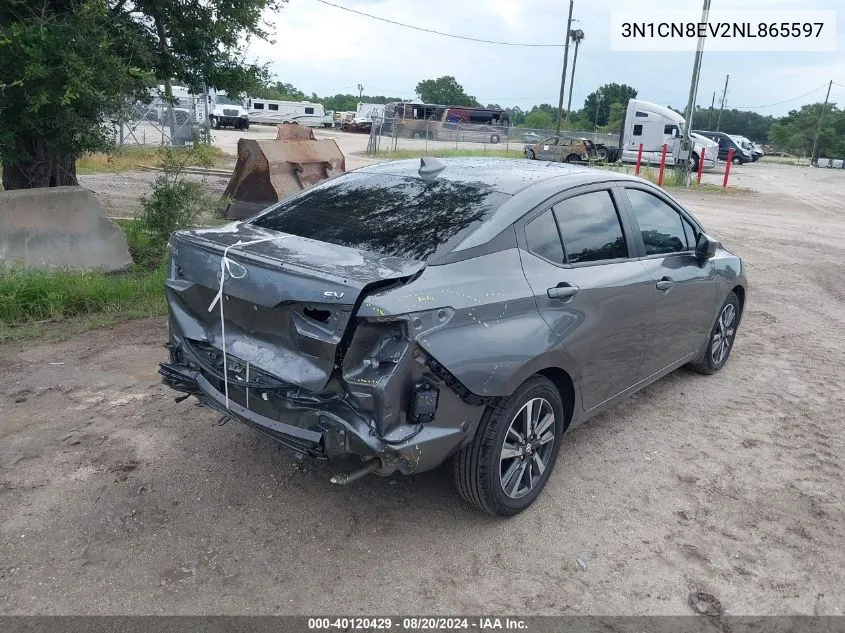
[159,347,485,476]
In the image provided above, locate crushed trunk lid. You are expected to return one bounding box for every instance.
[166,223,424,392]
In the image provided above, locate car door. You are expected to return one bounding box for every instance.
[619,186,719,377]
[517,185,655,411]
[535,137,559,161]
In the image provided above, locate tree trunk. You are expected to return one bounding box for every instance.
[1,134,77,190]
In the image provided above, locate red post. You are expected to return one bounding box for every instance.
[723,148,734,188]
[635,143,644,176]
[697,147,705,184]
[657,143,667,186]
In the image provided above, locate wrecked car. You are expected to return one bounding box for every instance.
[161,157,747,516]
[524,135,596,163]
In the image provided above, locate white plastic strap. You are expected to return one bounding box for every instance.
[206,236,290,409]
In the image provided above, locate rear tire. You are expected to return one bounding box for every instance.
[490,134,500,144]
[690,152,700,172]
[565,153,581,164]
[454,376,565,516]
[690,292,740,375]
[210,116,220,130]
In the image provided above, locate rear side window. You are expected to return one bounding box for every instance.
[268,103,279,111]
[254,102,264,110]
[633,124,643,136]
[626,189,691,255]
[251,173,509,261]
[525,210,564,263]
[553,191,628,264]
[305,107,315,114]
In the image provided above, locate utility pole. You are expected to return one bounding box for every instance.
[707,91,715,128]
[594,92,603,132]
[810,80,833,166]
[555,0,574,135]
[564,29,585,126]
[357,83,363,100]
[716,74,729,131]
[681,0,710,181]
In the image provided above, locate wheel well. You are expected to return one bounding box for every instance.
[732,285,746,319]
[538,368,575,430]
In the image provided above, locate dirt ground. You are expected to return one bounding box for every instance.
[2,161,844,615]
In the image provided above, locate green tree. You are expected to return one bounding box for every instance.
[0,0,151,189]
[769,103,843,157]
[415,76,479,106]
[583,83,638,127]
[0,0,286,190]
[524,110,554,130]
[253,81,306,102]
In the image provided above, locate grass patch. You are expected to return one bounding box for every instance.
[0,264,167,343]
[0,217,171,344]
[759,155,810,166]
[372,148,524,160]
[77,144,226,174]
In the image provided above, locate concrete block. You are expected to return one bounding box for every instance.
[0,186,132,272]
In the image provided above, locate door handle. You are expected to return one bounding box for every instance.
[547,283,579,300]
[655,276,675,291]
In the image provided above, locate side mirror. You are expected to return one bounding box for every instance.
[696,232,719,261]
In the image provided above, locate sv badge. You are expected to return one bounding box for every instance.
[323,291,345,300]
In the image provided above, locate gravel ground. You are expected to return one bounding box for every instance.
[1,162,843,615]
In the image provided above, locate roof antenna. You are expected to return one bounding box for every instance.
[418,157,446,180]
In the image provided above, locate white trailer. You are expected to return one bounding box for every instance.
[245,98,325,127]
[620,99,717,171]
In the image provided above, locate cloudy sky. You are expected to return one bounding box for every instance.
[248,0,844,115]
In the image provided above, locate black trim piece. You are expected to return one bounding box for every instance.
[425,356,491,407]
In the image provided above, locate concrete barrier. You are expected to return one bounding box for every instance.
[0,186,132,272]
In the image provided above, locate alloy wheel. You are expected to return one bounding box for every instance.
[499,397,556,499]
[711,303,737,365]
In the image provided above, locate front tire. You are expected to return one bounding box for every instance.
[210,116,220,130]
[565,153,582,164]
[454,376,565,516]
[690,292,740,374]
[490,134,500,144]
[524,149,535,160]
[690,152,700,172]
[732,155,743,165]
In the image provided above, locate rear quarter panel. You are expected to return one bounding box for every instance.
[358,248,578,398]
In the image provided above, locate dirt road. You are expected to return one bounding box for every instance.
[1,163,844,615]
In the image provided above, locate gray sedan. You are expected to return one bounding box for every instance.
[161,157,747,516]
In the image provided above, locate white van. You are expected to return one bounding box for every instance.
[621,99,717,171]
[245,98,325,126]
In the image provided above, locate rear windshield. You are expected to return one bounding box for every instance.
[251,172,509,261]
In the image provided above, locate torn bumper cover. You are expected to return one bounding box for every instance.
[159,338,486,475]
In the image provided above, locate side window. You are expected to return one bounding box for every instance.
[626,189,690,255]
[682,216,697,248]
[254,102,265,110]
[525,210,564,264]
[305,107,315,114]
[268,103,279,111]
[633,124,643,136]
[634,110,649,118]
[553,191,628,264]
[664,124,679,137]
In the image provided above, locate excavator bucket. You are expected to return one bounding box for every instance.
[221,126,346,219]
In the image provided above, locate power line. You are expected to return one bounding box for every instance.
[731,83,831,110]
[311,0,563,47]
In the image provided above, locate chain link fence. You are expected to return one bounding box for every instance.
[365,115,620,158]
[111,94,211,148]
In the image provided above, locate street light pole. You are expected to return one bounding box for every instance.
[564,28,585,126]
[555,0,574,135]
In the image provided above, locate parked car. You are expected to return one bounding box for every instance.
[693,130,754,164]
[729,135,763,162]
[524,136,594,162]
[160,158,747,516]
